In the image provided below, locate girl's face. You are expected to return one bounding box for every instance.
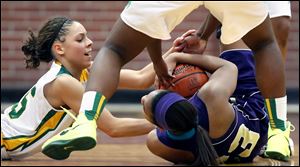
[141,89,165,124]
[59,21,93,70]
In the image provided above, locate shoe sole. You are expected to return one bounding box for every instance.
[264,151,289,162]
[42,137,96,160]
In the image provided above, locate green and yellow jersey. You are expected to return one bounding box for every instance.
[1,61,88,160]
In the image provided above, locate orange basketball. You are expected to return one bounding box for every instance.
[157,64,209,98]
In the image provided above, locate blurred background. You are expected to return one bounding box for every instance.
[1,1,299,110]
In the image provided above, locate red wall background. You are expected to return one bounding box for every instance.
[1,1,299,89]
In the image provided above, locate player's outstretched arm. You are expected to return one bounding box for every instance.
[118,47,176,90]
[97,108,155,137]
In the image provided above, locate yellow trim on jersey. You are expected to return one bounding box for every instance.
[80,69,89,83]
[1,132,4,148]
[54,60,62,66]
[2,112,66,151]
[54,60,89,83]
[95,95,106,120]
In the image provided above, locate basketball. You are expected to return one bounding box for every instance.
[157,63,209,98]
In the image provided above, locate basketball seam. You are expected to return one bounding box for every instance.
[166,72,207,89]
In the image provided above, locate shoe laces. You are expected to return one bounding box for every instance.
[61,106,97,128]
[288,122,295,132]
[60,106,78,122]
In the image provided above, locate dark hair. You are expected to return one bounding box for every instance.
[21,17,74,68]
[152,92,219,166]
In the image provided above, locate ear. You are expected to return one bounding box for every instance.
[53,42,64,55]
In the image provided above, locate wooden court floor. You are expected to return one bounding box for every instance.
[2,113,298,166]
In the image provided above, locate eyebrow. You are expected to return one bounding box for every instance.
[76,32,87,37]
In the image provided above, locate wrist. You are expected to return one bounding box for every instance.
[197,32,209,41]
[165,52,177,64]
[171,52,180,63]
[152,56,164,64]
[166,47,176,56]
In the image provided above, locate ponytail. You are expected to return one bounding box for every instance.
[21,17,73,69]
[192,126,219,166]
[22,30,40,68]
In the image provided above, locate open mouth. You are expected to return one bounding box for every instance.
[84,49,92,56]
[84,51,92,56]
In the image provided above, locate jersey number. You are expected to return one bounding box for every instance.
[228,124,260,157]
[9,86,36,119]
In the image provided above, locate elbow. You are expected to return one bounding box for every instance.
[228,62,238,78]
[104,128,121,138]
[222,61,238,81]
[199,83,224,103]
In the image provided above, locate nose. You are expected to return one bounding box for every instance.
[87,37,93,47]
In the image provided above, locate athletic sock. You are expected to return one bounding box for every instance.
[264,95,287,131]
[79,91,107,121]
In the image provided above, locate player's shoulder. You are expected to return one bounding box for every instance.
[43,74,83,101]
[53,74,81,89]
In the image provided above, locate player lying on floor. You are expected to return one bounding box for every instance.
[140,39,275,165]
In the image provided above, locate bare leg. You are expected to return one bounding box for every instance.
[265,16,291,129]
[146,130,194,164]
[271,16,291,63]
[243,15,293,161]
[86,18,155,99]
[242,16,286,98]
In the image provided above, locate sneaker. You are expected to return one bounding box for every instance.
[263,121,295,161]
[42,109,97,160]
[258,144,267,157]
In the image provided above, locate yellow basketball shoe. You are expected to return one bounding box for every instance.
[264,121,295,161]
[42,113,97,160]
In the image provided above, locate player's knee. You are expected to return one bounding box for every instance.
[273,18,291,46]
[103,43,128,66]
[146,130,159,154]
[273,17,291,35]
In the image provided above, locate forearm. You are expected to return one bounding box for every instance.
[118,69,152,90]
[134,46,175,84]
[106,118,155,137]
[98,109,155,137]
[197,13,221,40]
[118,47,175,89]
[147,38,163,64]
[169,52,229,73]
